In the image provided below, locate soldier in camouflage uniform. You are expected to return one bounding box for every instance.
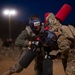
[65,25,75,75]
[2,15,47,75]
[45,12,75,74]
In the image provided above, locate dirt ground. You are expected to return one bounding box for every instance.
[0,46,35,75]
[0,47,66,75]
[0,58,35,75]
[0,58,66,75]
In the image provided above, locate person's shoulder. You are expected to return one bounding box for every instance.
[19,29,28,36]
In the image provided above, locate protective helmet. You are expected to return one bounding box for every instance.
[44,12,50,24]
[41,30,57,46]
[29,19,42,32]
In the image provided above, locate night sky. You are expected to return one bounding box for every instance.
[0,0,75,25]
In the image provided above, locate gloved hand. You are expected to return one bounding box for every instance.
[32,41,40,47]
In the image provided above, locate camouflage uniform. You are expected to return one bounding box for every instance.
[16,25,47,75]
[66,48,75,75]
[46,13,75,74]
[2,25,45,75]
[65,25,75,75]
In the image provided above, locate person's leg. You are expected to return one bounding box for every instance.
[2,63,23,75]
[35,70,43,75]
[2,50,26,75]
[34,53,44,75]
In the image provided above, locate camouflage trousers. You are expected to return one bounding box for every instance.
[66,61,75,75]
[9,49,26,73]
[9,48,44,75]
[66,49,75,75]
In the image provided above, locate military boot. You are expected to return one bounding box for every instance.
[2,70,13,75]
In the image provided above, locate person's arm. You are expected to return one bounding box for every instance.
[58,38,71,58]
[15,29,31,47]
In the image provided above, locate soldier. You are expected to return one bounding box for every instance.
[65,25,75,75]
[1,14,42,75]
[45,12,75,75]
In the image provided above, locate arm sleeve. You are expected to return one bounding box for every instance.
[15,30,29,47]
[58,39,71,58]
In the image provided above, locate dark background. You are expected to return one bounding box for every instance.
[0,0,75,40]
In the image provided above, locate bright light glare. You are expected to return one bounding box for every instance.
[11,10,16,15]
[3,9,9,15]
[3,9,17,16]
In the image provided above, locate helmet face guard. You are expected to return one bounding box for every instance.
[29,19,42,28]
[29,19,42,34]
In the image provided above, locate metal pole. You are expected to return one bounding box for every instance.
[9,14,11,39]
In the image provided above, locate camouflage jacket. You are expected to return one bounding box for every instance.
[15,25,44,47]
[46,13,75,57]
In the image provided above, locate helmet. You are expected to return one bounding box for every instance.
[41,30,57,46]
[44,12,50,24]
[29,19,42,33]
[29,19,42,27]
